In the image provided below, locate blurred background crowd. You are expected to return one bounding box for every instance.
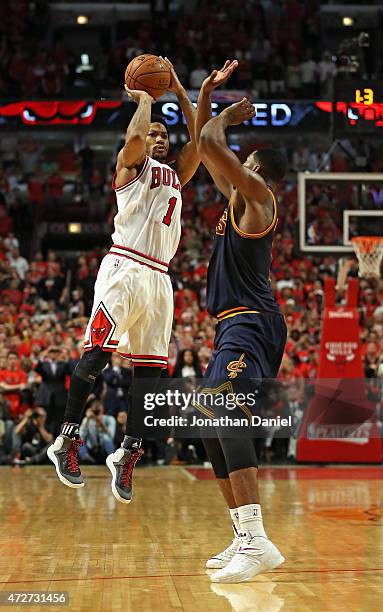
[0,133,382,468]
[0,0,380,99]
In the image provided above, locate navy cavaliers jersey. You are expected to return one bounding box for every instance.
[207,188,280,318]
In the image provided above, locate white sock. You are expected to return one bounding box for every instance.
[238,504,267,538]
[229,508,240,536]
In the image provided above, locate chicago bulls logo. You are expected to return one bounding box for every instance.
[92,324,107,340]
[90,308,112,347]
[84,302,117,351]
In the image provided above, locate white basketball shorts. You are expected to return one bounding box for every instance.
[83,246,173,368]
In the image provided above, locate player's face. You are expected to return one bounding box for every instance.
[146,122,169,161]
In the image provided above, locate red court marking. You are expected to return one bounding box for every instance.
[186,466,383,481]
[2,568,383,586]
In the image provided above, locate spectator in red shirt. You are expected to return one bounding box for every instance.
[0,205,13,236]
[46,172,65,218]
[0,350,27,419]
[46,173,64,198]
[58,145,77,174]
[1,278,23,308]
[28,174,45,207]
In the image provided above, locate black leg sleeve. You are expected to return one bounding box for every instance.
[127,366,163,439]
[202,437,229,479]
[218,437,258,474]
[63,347,110,424]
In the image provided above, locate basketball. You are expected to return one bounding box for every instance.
[125,54,171,100]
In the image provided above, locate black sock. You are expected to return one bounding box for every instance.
[63,373,94,424]
[122,436,142,450]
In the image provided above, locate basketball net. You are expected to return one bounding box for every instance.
[351,236,383,278]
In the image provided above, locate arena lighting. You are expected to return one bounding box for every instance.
[343,16,354,27]
[77,15,88,25]
[68,223,81,234]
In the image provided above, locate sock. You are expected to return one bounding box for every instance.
[64,373,94,424]
[229,508,240,536]
[122,435,142,450]
[60,422,80,439]
[238,503,267,539]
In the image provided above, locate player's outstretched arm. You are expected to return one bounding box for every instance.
[119,87,154,170]
[160,56,199,187]
[196,61,237,199]
[199,99,269,203]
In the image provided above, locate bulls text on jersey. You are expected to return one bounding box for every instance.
[150,166,181,192]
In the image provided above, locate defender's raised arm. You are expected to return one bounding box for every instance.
[195,60,238,198]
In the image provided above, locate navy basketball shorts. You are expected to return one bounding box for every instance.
[194,313,287,432]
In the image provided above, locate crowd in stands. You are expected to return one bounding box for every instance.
[0,130,382,467]
[1,0,379,100]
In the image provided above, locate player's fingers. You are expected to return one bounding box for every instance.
[221,60,230,71]
[209,70,218,81]
[238,97,249,108]
[164,56,174,70]
[160,55,170,70]
[241,98,253,111]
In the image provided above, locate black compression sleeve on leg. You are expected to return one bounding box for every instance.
[202,437,229,479]
[133,366,164,379]
[219,437,258,474]
[63,347,110,424]
[127,366,163,438]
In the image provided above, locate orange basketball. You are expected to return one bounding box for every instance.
[125,54,171,100]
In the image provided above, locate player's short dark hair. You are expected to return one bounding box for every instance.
[150,113,168,134]
[254,148,287,184]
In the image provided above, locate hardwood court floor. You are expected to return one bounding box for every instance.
[0,464,383,612]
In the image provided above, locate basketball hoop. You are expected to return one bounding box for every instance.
[351,236,383,278]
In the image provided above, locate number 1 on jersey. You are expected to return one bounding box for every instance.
[162,196,177,227]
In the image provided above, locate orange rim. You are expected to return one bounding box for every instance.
[351,236,383,254]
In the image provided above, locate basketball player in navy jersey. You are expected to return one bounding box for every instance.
[195,65,288,582]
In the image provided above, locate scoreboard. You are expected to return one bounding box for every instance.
[333,79,383,136]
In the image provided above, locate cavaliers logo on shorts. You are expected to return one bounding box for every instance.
[227,353,247,379]
[216,209,228,236]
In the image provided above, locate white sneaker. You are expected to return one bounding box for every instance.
[206,531,241,569]
[210,535,284,583]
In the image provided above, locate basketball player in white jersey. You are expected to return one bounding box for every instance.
[48,58,202,502]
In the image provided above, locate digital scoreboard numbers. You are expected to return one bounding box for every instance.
[354,87,374,105]
[333,79,383,136]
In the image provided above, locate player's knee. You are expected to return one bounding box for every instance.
[220,437,258,473]
[202,438,229,479]
[75,346,110,382]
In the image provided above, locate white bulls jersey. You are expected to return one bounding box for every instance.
[83,154,182,367]
[111,155,182,267]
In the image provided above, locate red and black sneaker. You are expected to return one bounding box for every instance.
[47,423,84,488]
[106,437,144,504]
